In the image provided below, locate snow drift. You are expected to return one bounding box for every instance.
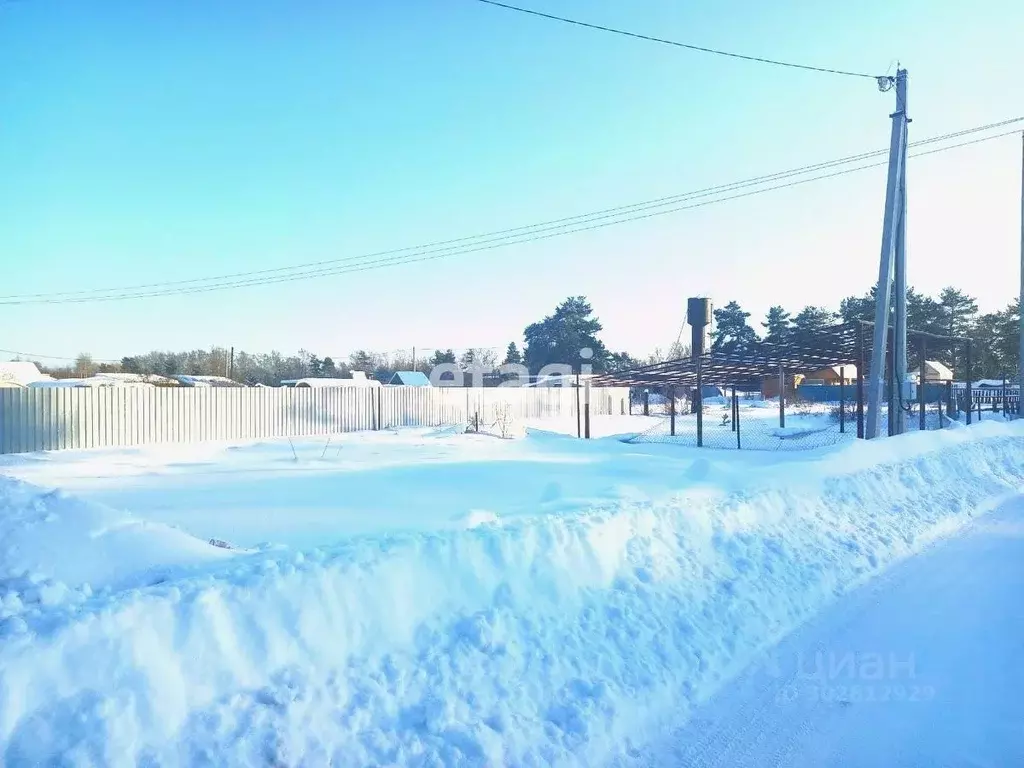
[2,423,1024,766]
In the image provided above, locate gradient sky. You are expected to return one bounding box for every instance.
[1,0,1021,364]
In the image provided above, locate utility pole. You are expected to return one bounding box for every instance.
[412,346,417,372]
[229,346,235,379]
[865,68,909,439]
[892,81,909,435]
[1019,132,1024,417]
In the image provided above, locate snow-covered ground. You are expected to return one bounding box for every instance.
[2,418,1024,765]
[623,494,1024,767]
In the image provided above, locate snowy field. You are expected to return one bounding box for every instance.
[2,417,1024,765]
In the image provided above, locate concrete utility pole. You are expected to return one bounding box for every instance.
[1019,132,1024,417]
[865,68,909,439]
[892,82,909,435]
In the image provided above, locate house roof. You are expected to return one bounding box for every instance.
[287,377,382,388]
[912,360,954,380]
[172,375,244,388]
[805,365,858,378]
[389,371,431,387]
[93,372,172,386]
[0,362,54,387]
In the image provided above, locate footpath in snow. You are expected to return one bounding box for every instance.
[623,494,1024,767]
[1,419,1024,765]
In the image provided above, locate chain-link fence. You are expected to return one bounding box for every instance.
[623,385,966,452]
[624,394,855,452]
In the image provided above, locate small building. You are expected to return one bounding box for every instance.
[285,377,382,389]
[92,372,174,387]
[910,360,954,383]
[172,375,244,388]
[761,373,803,400]
[801,365,857,387]
[0,361,54,388]
[388,371,431,387]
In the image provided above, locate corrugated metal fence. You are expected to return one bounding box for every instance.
[0,385,629,455]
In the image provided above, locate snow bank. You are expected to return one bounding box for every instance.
[0,476,235,621]
[3,424,1024,765]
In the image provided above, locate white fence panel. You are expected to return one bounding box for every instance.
[0,385,631,455]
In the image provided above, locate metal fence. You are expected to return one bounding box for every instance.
[623,384,963,452]
[0,385,630,455]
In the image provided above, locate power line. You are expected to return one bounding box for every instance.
[2,117,1018,303]
[1,121,1020,306]
[473,0,879,79]
[0,348,120,363]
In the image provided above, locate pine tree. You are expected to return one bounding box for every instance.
[762,306,792,342]
[791,306,838,337]
[938,287,978,339]
[503,342,523,366]
[523,296,609,374]
[429,349,456,366]
[710,301,758,354]
[839,291,875,324]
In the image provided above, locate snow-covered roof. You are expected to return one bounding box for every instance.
[389,371,431,387]
[172,375,244,388]
[287,377,382,389]
[0,362,54,387]
[911,360,954,382]
[28,379,87,388]
[93,372,172,386]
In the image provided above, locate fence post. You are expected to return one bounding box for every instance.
[696,358,704,447]
[733,386,741,449]
[965,340,973,425]
[377,387,383,430]
[946,380,953,421]
[669,385,676,436]
[778,365,786,428]
[584,381,591,439]
[856,322,865,438]
[730,386,736,432]
[643,389,649,416]
[839,366,846,433]
[575,374,581,438]
[1002,377,1008,416]
[919,336,927,431]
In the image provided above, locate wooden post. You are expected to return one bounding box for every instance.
[584,381,591,439]
[1002,377,1008,416]
[643,389,649,416]
[919,336,927,431]
[733,386,741,449]
[839,366,846,433]
[669,386,676,436]
[946,380,953,421]
[778,365,785,428]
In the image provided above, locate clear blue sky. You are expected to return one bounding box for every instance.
[1,0,1021,364]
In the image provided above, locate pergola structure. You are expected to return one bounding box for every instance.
[590,320,972,443]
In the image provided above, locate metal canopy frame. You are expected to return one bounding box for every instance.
[592,321,967,389]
